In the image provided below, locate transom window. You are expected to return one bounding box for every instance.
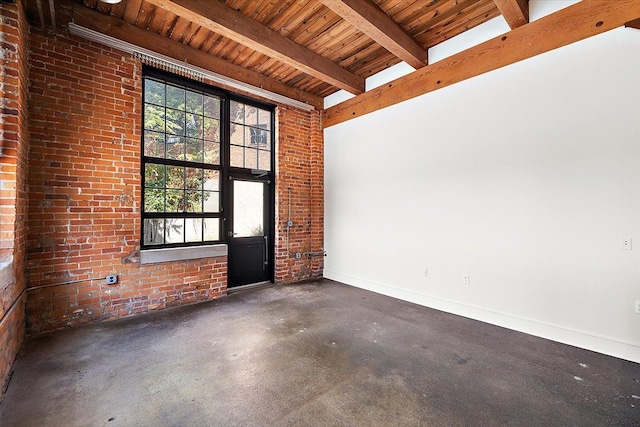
[230,100,272,171]
[141,70,274,248]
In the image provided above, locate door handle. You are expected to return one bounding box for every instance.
[227,231,238,237]
[263,235,268,269]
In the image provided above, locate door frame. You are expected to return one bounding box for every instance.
[224,172,275,287]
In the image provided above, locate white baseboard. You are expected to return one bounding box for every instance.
[324,270,640,364]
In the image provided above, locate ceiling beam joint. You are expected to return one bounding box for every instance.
[320,0,427,69]
[626,18,640,30]
[72,6,324,110]
[493,0,528,29]
[323,0,640,128]
[143,0,365,94]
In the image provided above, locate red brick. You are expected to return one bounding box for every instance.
[14,20,323,346]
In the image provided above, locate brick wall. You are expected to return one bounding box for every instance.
[0,0,28,398]
[275,107,324,283]
[25,25,323,334]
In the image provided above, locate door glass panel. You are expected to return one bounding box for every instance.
[233,181,264,237]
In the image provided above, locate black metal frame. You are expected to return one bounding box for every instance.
[141,66,275,259]
[225,172,275,286]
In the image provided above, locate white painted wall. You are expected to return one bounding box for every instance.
[324,1,640,362]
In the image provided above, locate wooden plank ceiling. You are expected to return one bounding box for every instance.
[26,0,504,106]
[23,0,640,117]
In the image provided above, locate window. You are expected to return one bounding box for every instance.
[229,100,272,171]
[142,77,222,246]
[141,71,274,248]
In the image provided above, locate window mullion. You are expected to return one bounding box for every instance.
[141,72,270,248]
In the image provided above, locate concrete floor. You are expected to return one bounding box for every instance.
[1,280,639,426]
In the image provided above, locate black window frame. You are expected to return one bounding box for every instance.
[141,67,275,249]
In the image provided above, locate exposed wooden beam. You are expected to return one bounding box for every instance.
[72,7,324,110]
[36,0,45,30]
[494,0,528,29]
[323,0,640,128]
[48,0,56,31]
[319,0,427,69]
[143,0,365,95]
[626,18,640,30]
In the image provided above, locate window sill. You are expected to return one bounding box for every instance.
[140,244,228,265]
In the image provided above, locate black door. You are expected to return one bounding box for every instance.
[227,176,273,287]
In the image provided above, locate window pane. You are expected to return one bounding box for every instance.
[166,189,184,212]
[166,109,185,136]
[166,86,185,110]
[145,80,165,106]
[204,117,220,142]
[258,150,271,171]
[203,141,220,165]
[144,219,165,245]
[245,105,257,126]
[165,218,185,244]
[166,166,184,188]
[186,138,203,163]
[185,167,203,190]
[244,127,253,147]
[262,130,272,151]
[144,104,164,132]
[245,148,258,170]
[166,136,185,161]
[186,113,203,138]
[203,170,219,191]
[204,96,220,118]
[185,191,203,213]
[142,77,273,248]
[230,123,243,146]
[203,218,219,241]
[258,109,271,131]
[233,180,264,237]
[203,191,219,213]
[144,131,165,158]
[144,188,164,213]
[247,127,269,148]
[185,218,203,243]
[230,145,243,168]
[186,91,203,114]
[144,164,165,188]
[230,100,243,123]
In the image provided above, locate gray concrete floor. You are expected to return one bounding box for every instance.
[1,279,639,426]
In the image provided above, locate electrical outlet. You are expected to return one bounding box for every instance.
[621,238,632,251]
[287,220,294,227]
[635,301,640,314]
[295,253,301,259]
[423,268,428,277]
[106,274,118,285]
[463,275,470,285]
